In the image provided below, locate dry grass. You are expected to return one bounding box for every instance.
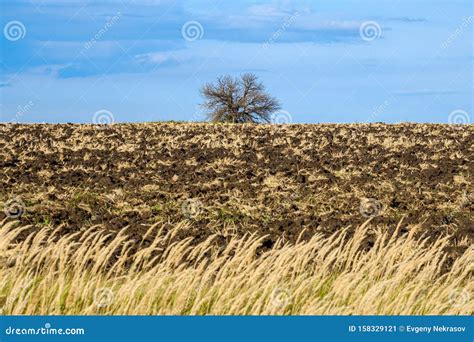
[0,218,472,315]
[0,123,472,315]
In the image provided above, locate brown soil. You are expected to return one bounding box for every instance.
[0,123,472,251]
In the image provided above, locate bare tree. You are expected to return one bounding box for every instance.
[200,73,281,123]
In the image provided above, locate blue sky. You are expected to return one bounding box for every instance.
[0,0,472,123]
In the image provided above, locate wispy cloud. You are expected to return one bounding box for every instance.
[388,17,427,23]
[393,89,466,96]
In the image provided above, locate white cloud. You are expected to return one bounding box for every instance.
[134,51,186,66]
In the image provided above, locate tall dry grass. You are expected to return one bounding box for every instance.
[0,218,472,315]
